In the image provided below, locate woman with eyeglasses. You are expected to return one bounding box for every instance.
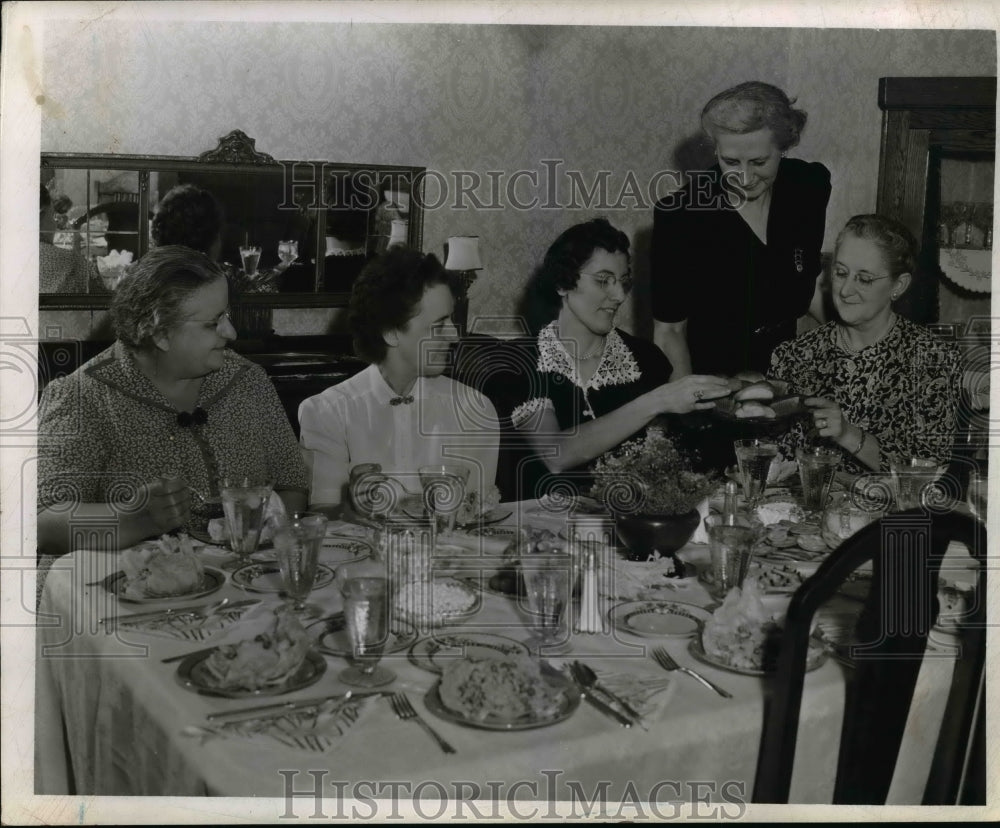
[769,214,962,473]
[652,81,831,378]
[37,246,308,557]
[504,218,731,497]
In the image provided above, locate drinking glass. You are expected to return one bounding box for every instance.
[889,457,941,511]
[219,478,273,570]
[796,446,841,515]
[519,552,572,654]
[734,439,779,509]
[277,239,299,266]
[239,244,262,277]
[418,464,470,534]
[273,513,328,618]
[703,514,761,599]
[967,471,988,522]
[339,576,395,687]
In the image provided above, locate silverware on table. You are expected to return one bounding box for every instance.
[571,661,644,724]
[565,663,633,728]
[100,598,260,629]
[389,692,456,754]
[162,645,218,664]
[206,691,387,722]
[650,646,732,699]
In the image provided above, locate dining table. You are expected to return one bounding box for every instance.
[33,495,979,810]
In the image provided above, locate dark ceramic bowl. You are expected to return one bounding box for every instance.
[613,510,700,562]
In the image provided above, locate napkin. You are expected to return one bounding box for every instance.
[597,555,698,602]
[689,496,711,544]
[113,600,258,642]
[435,528,517,557]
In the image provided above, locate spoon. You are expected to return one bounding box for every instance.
[571,661,645,725]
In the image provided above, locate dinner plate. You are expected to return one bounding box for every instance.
[111,567,226,604]
[423,665,581,730]
[322,537,373,563]
[687,636,827,676]
[409,632,530,673]
[316,623,418,658]
[176,649,327,699]
[396,495,510,530]
[231,563,336,594]
[609,600,711,638]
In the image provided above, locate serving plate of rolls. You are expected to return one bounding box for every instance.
[712,372,809,425]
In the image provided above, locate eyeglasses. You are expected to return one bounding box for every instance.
[183,309,232,331]
[831,266,891,291]
[581,270,633,295]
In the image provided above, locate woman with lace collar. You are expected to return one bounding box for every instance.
[506,218,731,497]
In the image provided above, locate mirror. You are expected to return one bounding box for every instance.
[39,131,425,307]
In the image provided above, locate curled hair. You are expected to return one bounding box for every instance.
[151,184,224,254]
[348,247,457,364]
[701,81,808,151]
[521,217,630,333]
[835,214,918,279]
[110,245,225,350]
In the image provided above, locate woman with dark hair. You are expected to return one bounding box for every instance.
[508,218,730,497]
[770,214,961,474]
[37,245,308,556]
[653,81,832,377]
[150,183,225,257]
[298,246,498,510]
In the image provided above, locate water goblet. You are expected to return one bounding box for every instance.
[518,552,572,655]
[273,512,328,618]
[889,457,941,511]
[967,471,988,523]
[239,244,262,277]
[219,477,273,570]
[338,576,396,688]
[734,438,779,510]
[418,464,470,534]
[795,446,841,516]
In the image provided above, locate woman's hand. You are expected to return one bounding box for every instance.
[804,396,849,441]
[144,475,192,534]
[653,375,732,414]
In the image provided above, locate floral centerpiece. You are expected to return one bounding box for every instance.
[590,426,718,563]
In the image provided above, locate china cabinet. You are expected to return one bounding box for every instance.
[876,76,995,325]
[39,130,426,309]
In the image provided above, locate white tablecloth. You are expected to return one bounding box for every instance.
[35,502,968,804]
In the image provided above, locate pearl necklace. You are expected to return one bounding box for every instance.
[572,339,606,361]
[838,313,898,353]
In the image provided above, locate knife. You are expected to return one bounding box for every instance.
[206,691,387,722]
[573,661,645,725]
[101,599,260,628]
[549,661,632,728]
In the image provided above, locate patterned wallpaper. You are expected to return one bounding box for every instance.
[41,22,995,338]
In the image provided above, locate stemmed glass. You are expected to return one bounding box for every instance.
[967,471,988,523]
[239,244,262,277]
[349,463,395,557]
[273,512,328,618]
[518,552,572,655]
[338,576,396,687]
[733,439,778,510]
[219,477,273,570]
[418,465,470,535]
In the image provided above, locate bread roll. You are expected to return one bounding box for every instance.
[734,381,776,402]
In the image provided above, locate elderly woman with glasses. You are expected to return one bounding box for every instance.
[37,245,308,557]
[505,218,731,497]
[653,81,831,378]
[769,214,962,474]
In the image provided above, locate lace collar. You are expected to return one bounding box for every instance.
[536,322,641,390]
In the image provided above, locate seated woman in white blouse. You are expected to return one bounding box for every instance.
[298,247,499,512]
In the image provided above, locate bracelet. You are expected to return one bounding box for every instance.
[850,429,867,455]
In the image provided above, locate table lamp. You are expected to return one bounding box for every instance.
[444,235,482,334]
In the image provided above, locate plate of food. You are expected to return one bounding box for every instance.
[693,577,826,675]
[231,563,336,594]
[712,375,809,425]
[393,577,480,626]
[409,632,530,673]
[176,607,326,698]
[110,535,226,603]
[609,600,711,638]
[424,655,580,730]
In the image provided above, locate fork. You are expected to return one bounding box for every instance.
[651,646,732,699]
[389,692,456,754]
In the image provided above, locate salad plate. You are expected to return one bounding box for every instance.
[231,563,335,594]
[177,649,327,699]
[609,600,711,638]
[688,636,826,676]
[409,632,530,673]
[111,567,226,604]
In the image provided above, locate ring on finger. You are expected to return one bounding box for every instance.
[694,389,704,401]
[817,418,828,428]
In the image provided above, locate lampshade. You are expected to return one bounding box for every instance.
[388,220,409,247]
[445,235,482,271]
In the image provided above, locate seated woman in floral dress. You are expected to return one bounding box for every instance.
[504,218,731,498]
[37,245,308,558]
[769,214,962,475]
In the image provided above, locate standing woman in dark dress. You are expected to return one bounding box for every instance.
[652,81,832,378]
[506,218,731,498]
